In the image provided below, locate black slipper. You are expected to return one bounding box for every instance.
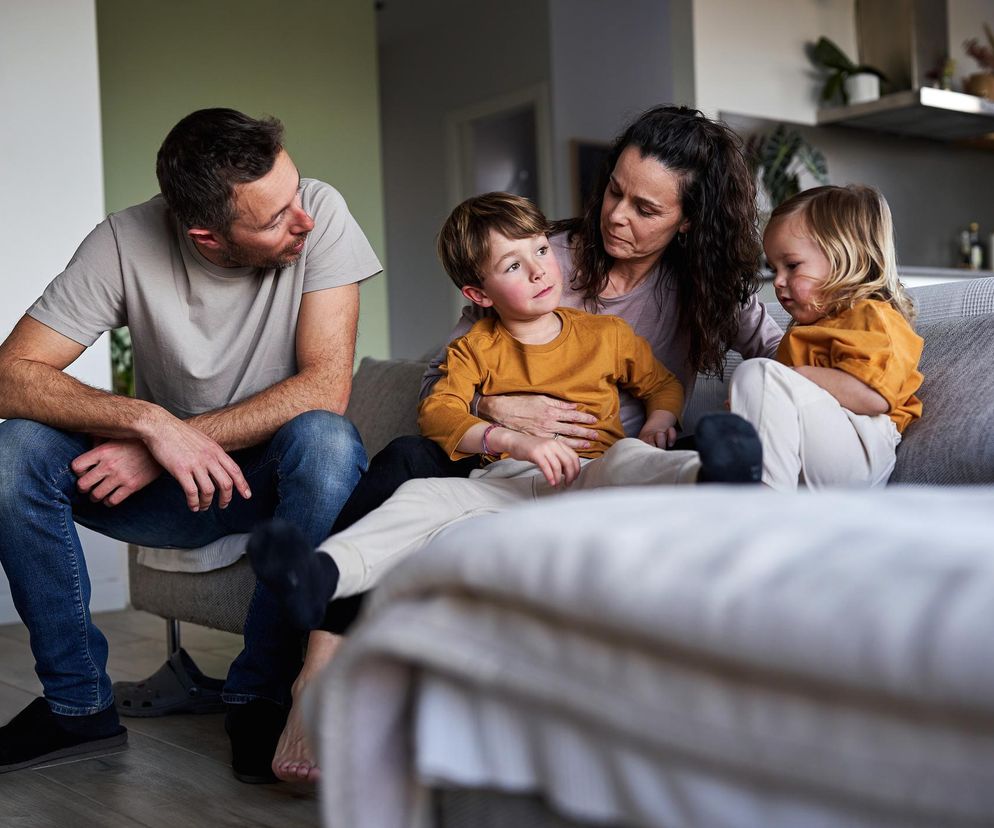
[0,697,127,774]
[224,699,288,784]
[114,647,225,717]
[695,413,763,484]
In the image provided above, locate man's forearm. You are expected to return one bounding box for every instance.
[0,357,163,440]
[187,366,352,451]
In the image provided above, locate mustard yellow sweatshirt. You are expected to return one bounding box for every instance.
[776,299,924,432]
[419,307,684,459]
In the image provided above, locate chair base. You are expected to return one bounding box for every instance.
[113,647,225,717]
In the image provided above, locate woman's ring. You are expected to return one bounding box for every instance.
[553,432,560,441]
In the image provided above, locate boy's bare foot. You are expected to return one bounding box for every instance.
[272,630,343,783]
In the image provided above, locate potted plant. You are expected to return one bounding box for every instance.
[963,23,994,100]
[811,36,887,106]
[746,124,829,217]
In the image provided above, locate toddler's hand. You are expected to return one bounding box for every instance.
[638,426,677,448]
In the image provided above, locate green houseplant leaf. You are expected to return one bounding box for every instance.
[813,36,857,72]
[811,36,888,106]
[748,124,830,211]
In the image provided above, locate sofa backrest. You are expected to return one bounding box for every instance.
[345,357,427,458]
[348,277,994,484]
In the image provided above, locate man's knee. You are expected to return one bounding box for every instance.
[277,410,365,460]
[273,410,366,490]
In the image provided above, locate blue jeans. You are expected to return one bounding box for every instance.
[0,410,366,716]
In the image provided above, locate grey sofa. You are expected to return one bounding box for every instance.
[120,278,994,714]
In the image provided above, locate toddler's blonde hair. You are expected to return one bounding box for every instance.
[768,185,915,322]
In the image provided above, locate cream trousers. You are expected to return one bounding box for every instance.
[729,358,900,492]
[318,437,701,598]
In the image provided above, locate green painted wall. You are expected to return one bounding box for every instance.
[96,0,389,360]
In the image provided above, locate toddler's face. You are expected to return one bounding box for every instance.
[764,213,830,325]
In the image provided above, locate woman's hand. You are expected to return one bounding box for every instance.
[477,394,598,449]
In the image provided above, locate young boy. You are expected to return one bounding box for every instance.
[248,193,761,630]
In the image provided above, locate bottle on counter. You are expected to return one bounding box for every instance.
[968,222,984,270]
[960,227,973,267]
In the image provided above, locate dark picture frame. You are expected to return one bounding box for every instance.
[571,139,611,216]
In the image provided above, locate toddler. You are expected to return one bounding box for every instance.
[730,184,923,491]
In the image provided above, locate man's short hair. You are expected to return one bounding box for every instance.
[437,192,549,289]
[156,108,285,232]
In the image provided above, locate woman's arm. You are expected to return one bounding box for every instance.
[734,293,784,359]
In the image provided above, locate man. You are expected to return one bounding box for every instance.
[0,108,380,782]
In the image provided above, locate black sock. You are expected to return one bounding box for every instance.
[247,519,340,630]
[695,413,763,484]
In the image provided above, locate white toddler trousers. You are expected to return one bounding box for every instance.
[729,358,901,492]
[317,438,701,598]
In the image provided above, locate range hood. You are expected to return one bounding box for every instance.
[817,87,994,140]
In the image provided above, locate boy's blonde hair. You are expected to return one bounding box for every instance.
[769,185,916,322]
[437,192,549,290]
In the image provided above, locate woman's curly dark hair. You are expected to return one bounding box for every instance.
[551,105,761,377]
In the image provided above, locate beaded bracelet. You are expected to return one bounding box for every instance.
[481,423,500,456]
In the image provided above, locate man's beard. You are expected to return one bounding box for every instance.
[220,235,307,269]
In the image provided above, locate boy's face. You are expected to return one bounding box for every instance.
[462,231,563,323]
[764,212,830,325]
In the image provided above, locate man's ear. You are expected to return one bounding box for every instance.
[461,284,493,308]
[187,227,225,251]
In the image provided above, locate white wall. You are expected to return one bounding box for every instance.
[692,0,857,123]
[0,0,127,624]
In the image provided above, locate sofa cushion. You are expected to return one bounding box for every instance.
[891,313,994,484]
[345,357,428,458]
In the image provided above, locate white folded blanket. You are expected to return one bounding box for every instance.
[309,486,994,828]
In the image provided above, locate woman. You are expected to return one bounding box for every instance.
[270,104,783,782]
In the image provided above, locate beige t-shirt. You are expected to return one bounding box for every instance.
[28,179,381,418]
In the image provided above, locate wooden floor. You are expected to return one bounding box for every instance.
[0,608,320,827]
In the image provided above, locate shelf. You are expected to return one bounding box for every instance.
[817,87,994,141]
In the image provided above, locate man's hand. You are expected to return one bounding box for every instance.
[502,431,582,487]
[140,415,252,511]
[477,394,597,449]
[72,440,164,506]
